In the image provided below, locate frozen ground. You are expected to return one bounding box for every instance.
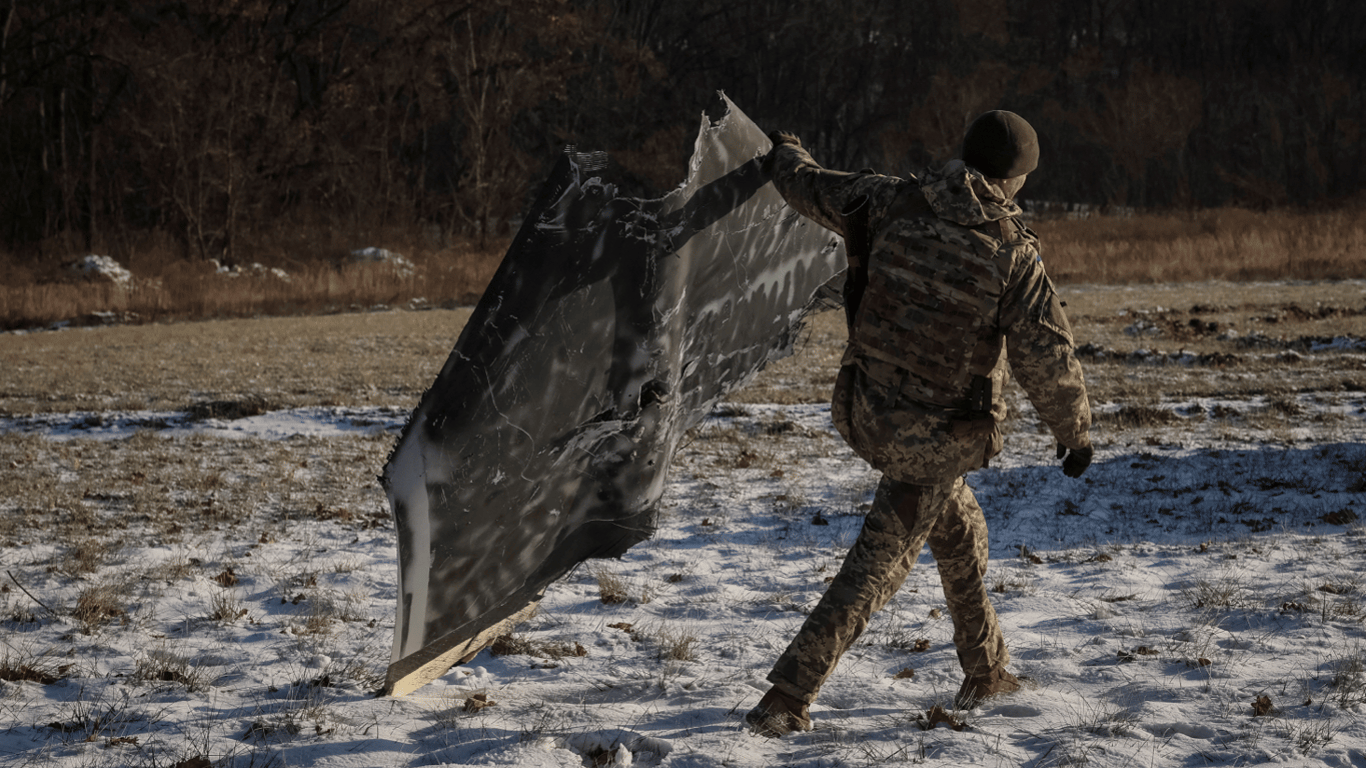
[2,386,1365,767]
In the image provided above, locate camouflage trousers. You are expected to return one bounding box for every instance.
[767,474,1007,704]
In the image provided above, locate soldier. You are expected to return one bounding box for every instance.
[746,111,1093,737]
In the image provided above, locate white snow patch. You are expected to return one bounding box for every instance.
[2,395,1366,767]
[69,254,133,286]
[350,247,417,277]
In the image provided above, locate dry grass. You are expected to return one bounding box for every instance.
[488,633,588,661]
[0,271,1362,765]
[1036,205,1366,284]
[1,279,1358,446]
[0,237,506,331]
[1329,653,1366,708]
[591,566,651,606]
[654,625,699,662]
[131,649,218,691]
[1180,568,1253,612]
[208,589,249,624]
[0,646,70,685]
[5,204,1363,341]
[594,567,631,605]
[73,582,131,633]
[0,310,469,415]
[0,433,393,562]
[4,211,1364,420]
[62,536,121,576]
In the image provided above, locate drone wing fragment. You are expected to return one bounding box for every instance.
[382,94,845,696]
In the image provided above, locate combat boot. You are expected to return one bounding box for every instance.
[744,687,812,737]
[955,667,1021,709]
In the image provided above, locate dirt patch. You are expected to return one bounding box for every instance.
[185,396,275,421]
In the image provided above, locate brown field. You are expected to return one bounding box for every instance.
[3,206,1365,421]
[6,266,1358,589]
[0,309,471,415]
[1,216,1363,768]
[2,274,1361,700]
[1035,206,1366,284]
[2,279,1363,420]
[3,205,1365,333]
[744,280,1366,411]
[4,274,1359,630]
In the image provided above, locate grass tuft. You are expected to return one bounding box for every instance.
[489,633,588,661]
[591,566,649,605]
[654,626,699,662]
[131,649,218,691]
[1329,654,1366,707]
[73,583,130,633]
[0,649,68,685]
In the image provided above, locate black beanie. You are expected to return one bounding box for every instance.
[962,110,1038,179]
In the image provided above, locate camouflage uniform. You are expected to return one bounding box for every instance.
[762,141,1091,706]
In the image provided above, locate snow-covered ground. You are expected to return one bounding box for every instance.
[2,390,1365,767]
[0,406,409,442]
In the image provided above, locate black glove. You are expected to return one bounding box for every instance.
[762,132,798,178]
[1056,443,1093,478]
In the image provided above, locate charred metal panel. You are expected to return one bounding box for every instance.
[383,95,844,696]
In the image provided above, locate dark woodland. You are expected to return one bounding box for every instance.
[2,0,1362,264]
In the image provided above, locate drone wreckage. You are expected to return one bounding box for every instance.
[382,95,846,696]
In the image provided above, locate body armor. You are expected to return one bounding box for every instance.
[848,191,1034,413]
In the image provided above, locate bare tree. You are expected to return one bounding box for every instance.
[1069,65,1203,206]
[443,0,594,247]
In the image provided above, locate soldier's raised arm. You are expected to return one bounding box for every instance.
[764,132,900,239]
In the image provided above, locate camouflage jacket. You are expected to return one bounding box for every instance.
[768,140,1090,480]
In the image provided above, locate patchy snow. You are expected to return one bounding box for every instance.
[212,260,292,281]
[68,255,134,287]
[0,405,408,441]
[2,391,1365,767]
[349,247,417,278]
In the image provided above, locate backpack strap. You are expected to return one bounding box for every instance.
[840,194,873,334]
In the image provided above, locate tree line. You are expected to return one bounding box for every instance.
[3,0,1362,265]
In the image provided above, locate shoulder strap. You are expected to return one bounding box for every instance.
[840,194,873,333]
[840,184,935,333]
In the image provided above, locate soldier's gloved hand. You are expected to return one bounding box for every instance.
[763,131,801,177]
[1056,443,1093,478]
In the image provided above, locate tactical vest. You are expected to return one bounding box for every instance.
[848,192,1032,412]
